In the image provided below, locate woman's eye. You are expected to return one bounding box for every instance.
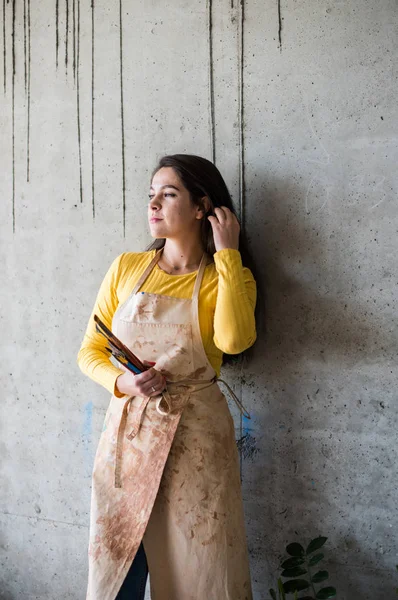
[148,192,176,201]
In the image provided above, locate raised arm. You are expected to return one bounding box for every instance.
[207,206,257,355]
[213,249,257,354]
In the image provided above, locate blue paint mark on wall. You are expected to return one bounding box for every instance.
[83,401,93,437]
[242,414,252,437]
[237,412,259,461]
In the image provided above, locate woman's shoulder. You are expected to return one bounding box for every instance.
[116,250,156,278]
[102,250,156,286]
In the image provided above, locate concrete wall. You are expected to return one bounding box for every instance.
[1,1,397,598]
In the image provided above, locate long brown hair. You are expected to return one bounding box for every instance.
[146,153,261,362]
[148,154,255,275]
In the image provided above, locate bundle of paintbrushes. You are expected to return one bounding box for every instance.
[93,314,149,375]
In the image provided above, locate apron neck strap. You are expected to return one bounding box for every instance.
[192,252,209,301]
[131,249,163,295]
[132,247,209,298]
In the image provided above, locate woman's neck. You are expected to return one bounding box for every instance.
[159,239,205,273]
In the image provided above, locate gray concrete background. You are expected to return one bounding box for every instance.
[1,1,397,598]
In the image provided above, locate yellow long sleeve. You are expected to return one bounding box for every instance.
[213,249,257,354]
[77,249,257,395]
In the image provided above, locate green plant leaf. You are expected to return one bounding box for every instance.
[300,597,316,600]
[278,578,286,600]
[315,586,337,599]
[270,589,277,600]
[306,536,328,554]
[281,557,306,569]
[283,579,310,593]
[281,566,308,578]
[312,570,329,583]
[308,553,324,566]
[286,543,305,557]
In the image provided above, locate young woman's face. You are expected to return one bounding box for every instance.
[148,167,204,239]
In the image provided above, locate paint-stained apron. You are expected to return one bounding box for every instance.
[87,249,253,600]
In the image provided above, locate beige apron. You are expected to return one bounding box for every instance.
[86,249,253,600]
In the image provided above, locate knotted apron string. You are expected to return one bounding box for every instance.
[114,377,250,487]
[215,377,251,420]
[165,376,251,420]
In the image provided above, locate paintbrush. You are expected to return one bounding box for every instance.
[94,314,148,373]
[94,314,145,370]
[105,346,142,375]
[105,339,144,373]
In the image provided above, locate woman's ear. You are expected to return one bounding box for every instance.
[196,196,211,220]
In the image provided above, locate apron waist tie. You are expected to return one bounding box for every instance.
[157,376,251,419]
[215,377,251,420]
[114,376,250,488]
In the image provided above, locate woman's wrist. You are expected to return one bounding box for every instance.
[114,373,126,397]
[214,247,240,257]
[213,248,243,273]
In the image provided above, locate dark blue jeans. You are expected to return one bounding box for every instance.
[115,541,149,600]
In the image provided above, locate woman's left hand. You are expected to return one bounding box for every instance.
[208,206,240,252]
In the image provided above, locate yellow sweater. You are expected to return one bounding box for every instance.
[77,248,257,396]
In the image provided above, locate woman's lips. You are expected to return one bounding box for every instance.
[149,217,162,223]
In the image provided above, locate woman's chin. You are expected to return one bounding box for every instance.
[149,231,166,240]
[149,225,167,239]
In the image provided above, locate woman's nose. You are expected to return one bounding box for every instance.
[149,195,161,209]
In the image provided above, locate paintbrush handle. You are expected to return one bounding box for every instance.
[94,315,141,365]
[94,314,148,372]
[101,329,145,372]
[105,346,142,375]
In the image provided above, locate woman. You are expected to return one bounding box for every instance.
[77,154,257,600]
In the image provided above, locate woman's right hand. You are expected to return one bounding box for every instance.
[115,361,167,398]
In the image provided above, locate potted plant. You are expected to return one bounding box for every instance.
[270,536,336,599]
